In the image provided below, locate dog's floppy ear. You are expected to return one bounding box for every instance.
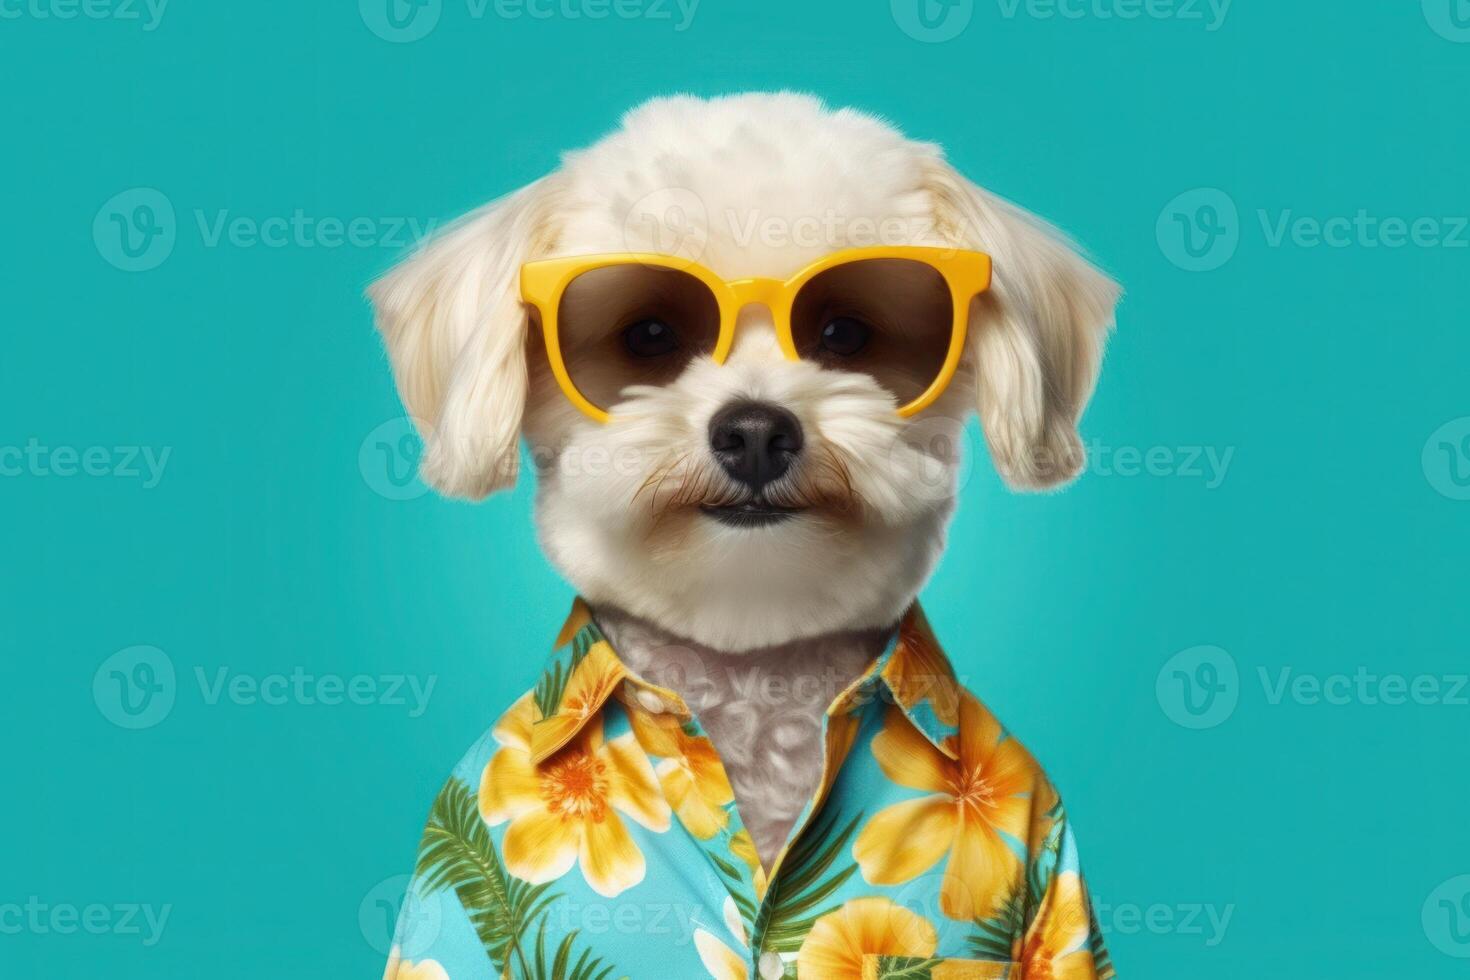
[924,159,1120,490]
[367,178,558,500]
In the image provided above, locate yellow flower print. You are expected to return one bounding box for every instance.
[479,700,670,897]
[1026,776,1061,856]
[695,929,748,980]
[853,694,1037,921]
[881,608,962,726]
[795,896,938,979]
[530,639,627,758]
[729,828,769,901]
[1014,874,1099,980]
[491,693,536,753]
[695,896,751,980]
[629,707,736,840]
[383,947,449,980]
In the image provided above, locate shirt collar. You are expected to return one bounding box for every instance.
[529,598,962,764]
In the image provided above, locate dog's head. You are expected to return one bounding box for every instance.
[369,93,1118,651]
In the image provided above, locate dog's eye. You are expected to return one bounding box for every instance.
[622,318,679,358]
[818,316,870,357]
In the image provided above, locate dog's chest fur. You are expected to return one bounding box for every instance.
[593,607,891,868]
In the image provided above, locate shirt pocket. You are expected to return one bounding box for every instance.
[861,954,1017,979]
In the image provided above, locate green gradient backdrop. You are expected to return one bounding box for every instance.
[3,2,1468,976]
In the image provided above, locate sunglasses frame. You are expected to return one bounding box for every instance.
[520,245,992,423]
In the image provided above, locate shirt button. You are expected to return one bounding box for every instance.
[634,687,669,714]
[758,951,784,979]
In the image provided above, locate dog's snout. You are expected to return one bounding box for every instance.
[708,401,803,490]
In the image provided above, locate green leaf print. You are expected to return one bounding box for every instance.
[528,918,620,980]
[413,778,549,977]
[533,625,598,718]
[868,956,945,979]
[964,893,1024,962]
[751,809,862,953]
[414,778,623,980]
[709,848,758,928]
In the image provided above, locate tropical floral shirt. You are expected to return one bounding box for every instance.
[385,600,1114,980]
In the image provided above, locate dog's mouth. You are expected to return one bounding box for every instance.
[699,500,806,528]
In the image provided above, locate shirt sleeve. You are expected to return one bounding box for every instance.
[383,881,490,980]
[1021,799,1115,980]
[383,734,505,980]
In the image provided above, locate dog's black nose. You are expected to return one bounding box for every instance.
[708,401,803,490]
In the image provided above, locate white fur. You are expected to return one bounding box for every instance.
[368,92,1119,652]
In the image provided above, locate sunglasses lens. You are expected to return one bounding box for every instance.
[556,264,722,411]
[791,258,956,408]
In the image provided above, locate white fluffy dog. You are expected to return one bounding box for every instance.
[370,92,1118,862]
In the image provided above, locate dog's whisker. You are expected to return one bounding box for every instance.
[647,453,693,518]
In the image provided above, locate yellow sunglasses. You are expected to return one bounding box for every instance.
[520,245,992,422]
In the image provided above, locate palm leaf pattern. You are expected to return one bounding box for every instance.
[709,847,759,929]
[413,778,622,980]
[1089,906,1116,979]
[868,957,946,979]
[965,893,1025,962]
[1030,801,1066,907]
[528,918,622,980]
[533,625,599,718]
[390,604,1114,978]
[965,798,1067,961]
[750,809,862,954]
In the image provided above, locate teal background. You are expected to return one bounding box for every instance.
[2,2,1467,977]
